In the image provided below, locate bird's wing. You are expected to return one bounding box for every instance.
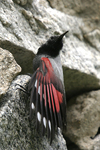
[28,57,66,143]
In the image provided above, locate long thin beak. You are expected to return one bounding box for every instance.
[58,31,69,40]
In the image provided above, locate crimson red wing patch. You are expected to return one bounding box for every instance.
[28,57,66,143]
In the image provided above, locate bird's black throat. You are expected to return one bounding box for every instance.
[37,31,68,57]
[37,42,63,57]
[37,35,63,57]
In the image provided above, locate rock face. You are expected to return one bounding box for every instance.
[47,0,100,31]
[0,75,67,150]
[0,48,21,99]
[0,0,100,149]
[66,90,100,150]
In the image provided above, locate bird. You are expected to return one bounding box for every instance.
[27,31,68,143]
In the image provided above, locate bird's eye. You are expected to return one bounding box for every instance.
[51,36,54,40]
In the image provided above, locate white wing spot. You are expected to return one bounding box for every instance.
[43,117,46,128]
[48,120,51,131]
[37,112,41,122]
[31,103,35,109]
[38,86,40,94]
[35,80,37,88]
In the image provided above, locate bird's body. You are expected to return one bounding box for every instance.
[32,54,64,83]
[28,31,68,143]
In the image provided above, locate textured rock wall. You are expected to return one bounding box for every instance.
[0,75,67,150]
[0,47,21,99]
[0,0,100,150]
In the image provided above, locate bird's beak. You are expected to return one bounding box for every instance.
[58,31,69,40]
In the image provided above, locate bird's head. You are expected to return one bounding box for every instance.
[37,31,68,57]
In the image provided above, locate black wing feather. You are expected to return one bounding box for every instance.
[28,57,66,143]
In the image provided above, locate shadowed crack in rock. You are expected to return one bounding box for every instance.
[63,66,100,100]
[91,127,100,139]
[0,40,35,74]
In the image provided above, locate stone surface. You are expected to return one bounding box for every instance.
[13,0,33,5]
[65,90,100,150]
[93,136,100,150]
[0,0,100,95]
[0,0,100,150]
[83,29,100,52]
[47,0,100,31]
[0,47,21,99]
[63,67,100,99]
[0,0,100,78]
[0,75,67,150]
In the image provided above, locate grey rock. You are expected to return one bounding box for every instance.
[83,29,100,52]
[0,0,100,79]
[65,90,100,150]
[47,0,100,31]
[13,0,33,5]
[63,67,100,99]
[0,0,100,149]
[0,75,67,150]
[93,136,100,150]
[0,47,21,99]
